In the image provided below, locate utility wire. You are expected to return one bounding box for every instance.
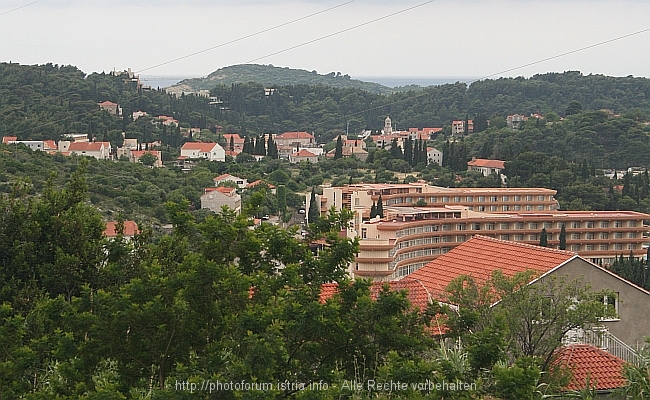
[137,0,356,74]
[343,27,650,119]
[0,0,41,16]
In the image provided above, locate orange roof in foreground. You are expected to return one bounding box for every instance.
[467,158,506,169]
[320,278,432,310]
[3,136,17,143]
[553,344,627,391]
[104,221,139,237]
[408,235,576,298]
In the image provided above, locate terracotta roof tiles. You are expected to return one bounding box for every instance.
[408,235,576,298]
[104,221,139,237]
[320,278,432,310]
[467,158,506,169]
[181,142,220,153]
[553,344,627,391]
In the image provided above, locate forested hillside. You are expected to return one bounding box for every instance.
[167,64,397,95]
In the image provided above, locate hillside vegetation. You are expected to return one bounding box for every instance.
[166,63,398,95]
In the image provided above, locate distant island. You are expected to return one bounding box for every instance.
[166,64,414,95]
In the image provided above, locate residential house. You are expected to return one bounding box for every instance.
[246,179,276,194]
[98,101,121,116]
[506,114,527,129]
[68,141,112,160]
[132,111,147,120]
[104,220,139,240]
[200,187,241,214]
[427,147,442,165]
[43,140,57,151]
[155,115,179,126]
[409,127,443,140]
[326,146,368,161]
[289,149,319,164]
[451,119,473,135]
[214,173,248,189]
[223,133,245,152]
[407,235,650,352]
[275,131,315,147]
[467,157,506,177]
[2,138,44,151]
[2,136,17,144]
[130,150,163,167]
[117,138,138,159]
[180,142,225,162]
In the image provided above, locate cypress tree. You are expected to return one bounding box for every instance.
[334,135,343,159]
[370,202,377,218]
[559,223,567,250]
[277,185,287,216]
[308,187,319,223]
[229,136,235,151]
[377,194,384,218]
[404,137,412,165]
[539,228,548,247]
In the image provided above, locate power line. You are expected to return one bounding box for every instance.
[136,0,356,74]
[0,0,41,17]
[245,1,436,64]
[343,27,650,119]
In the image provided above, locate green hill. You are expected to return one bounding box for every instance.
[166,64,399,95]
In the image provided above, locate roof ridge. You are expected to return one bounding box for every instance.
[473,234,576,256]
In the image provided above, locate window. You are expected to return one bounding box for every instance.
[614,232,623,239]
[586,221,594,228]
[490,205,497,211]
[453,196,461,202]
[538,195,545,201]
[628,232,637,239]
[571,245,581,251]
[430,197,437,202]
[500,234,510,240]
[628,244,637,250]
[628,221,638,227]
[537,205,545,210]
[600,233,609,240]
[571,233,581,240]
[586,233,594,240]
[526,205,533,211]
[355,198,359,206]
[361,228,367,239]
[547,234,553,241]
[466,196,473,202]
[526,195,533,201]
[478,196,485,202]
[514,195,521,201]
[614,221,623,228]
[501,205,509,211]
[478,205,486,211]
[442,224,451,231]
[490,196,497,202]
[485,223,495,230]
[586,245,595,251]
[598,293,619,320]
[557,222,565,229]
[442,196,449,202]
[600,244,609,251]
[502,196,510,202]
[442,235,452,243]
[514,235,524,241]
[472,223,481,230]
[456,235,467,242]
[500,223,510,230]
[600,221,609,228]
[529,222,539,229]
[544,222,553,229]
[572,221,581,229]
[515,222,525,229]
[614,244,623,250]
[529,234,538,241]
[514,205,521,211]
[457,223,466,231]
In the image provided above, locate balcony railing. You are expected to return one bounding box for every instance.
[565,327,640,365]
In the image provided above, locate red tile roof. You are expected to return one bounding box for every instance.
[467,158,506,169]
[104,221,139,237]
[277,131,314,139]
[98,101,118,106]
[408,235,576,298]
[292,149,318,157]
[553,344,627,391]
[320,278,432,310]
[43,140,57,150]
[2,136,17,144]
[223,133,244,143]
[68,141,110,152]
[130,150,160,158]
[246,180,275,189]
[181,142,219,152]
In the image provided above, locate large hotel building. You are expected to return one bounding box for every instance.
[309,183,650,280]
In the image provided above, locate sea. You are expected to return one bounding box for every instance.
[140,75,480,89]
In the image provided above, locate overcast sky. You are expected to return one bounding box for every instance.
[1,0,648,81]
